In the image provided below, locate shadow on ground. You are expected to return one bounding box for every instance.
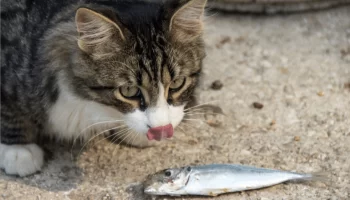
[0,142,83,192]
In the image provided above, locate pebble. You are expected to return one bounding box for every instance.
[279,67,289,74]
[206,119,222,127]
[294,136,301,141]
[344,82,350,90]
[253,102,264,109]
[317,91,324,96]
[270,120,276,126]
[210,80,223,90]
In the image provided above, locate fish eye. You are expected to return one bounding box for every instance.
[164,170,172,177]
[186,167,191,172]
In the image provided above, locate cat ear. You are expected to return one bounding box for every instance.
[75,8,125,59]
[169,0,207,42]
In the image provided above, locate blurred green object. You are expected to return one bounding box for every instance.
[207,0,350,13]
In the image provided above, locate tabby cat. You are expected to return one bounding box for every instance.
[0,0,206,176]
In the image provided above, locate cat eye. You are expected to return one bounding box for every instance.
[120,86,140,98]
[169,77,186,90]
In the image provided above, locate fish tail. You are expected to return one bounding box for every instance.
[309,172,328,182]
[292,172,328,183]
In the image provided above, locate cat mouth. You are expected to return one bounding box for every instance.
[146,124,174,141]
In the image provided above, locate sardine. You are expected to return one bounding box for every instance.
[143,164,324,196]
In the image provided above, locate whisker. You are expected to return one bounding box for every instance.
[71,119,124,150]
[184,108,206,113]
[70,119,123,159]
[185,112,224,116]
[108,132,121,146]
[182,118,208,128]
[126,131,138,149]
[105,128,132,150]
[127,130,139,148]
[185,106,224,116]
[184,100,219,112]
[80,120,124,135]
[112,130,133,154]
[109,128,132,146]
[180,122,199,129]
[182,118,206,122]
[176,124,187,133]
[117,130,134,146]
[185,107,223,113]
[185,112,206,115]
[77,125,127,156]
[94,127,130,147]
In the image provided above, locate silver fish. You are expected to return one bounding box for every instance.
[143,164,323,196]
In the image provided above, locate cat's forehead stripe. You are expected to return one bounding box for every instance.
[134,34,174,84]
[138,55,153,81]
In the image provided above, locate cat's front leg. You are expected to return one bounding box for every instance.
[0,143,44,176]
[0,114,44,176]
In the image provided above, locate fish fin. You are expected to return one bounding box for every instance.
[308,172,329,182]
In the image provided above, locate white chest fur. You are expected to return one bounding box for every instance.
[47,78,124,141]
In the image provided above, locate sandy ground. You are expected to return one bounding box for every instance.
[1,6,350,200]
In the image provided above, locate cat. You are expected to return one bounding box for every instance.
[0,0,207,177]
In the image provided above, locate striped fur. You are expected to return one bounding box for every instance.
[1,0,206,176]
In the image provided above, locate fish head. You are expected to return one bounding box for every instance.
[144,166,192,195]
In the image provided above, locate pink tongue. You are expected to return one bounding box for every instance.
[147,124,174,141]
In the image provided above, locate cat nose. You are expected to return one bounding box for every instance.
[146,124,173,141]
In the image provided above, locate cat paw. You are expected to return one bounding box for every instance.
[0,143,44,177]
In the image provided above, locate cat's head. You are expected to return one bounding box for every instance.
[70,0,207,146]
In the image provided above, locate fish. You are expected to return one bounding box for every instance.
[143,164,324,196]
